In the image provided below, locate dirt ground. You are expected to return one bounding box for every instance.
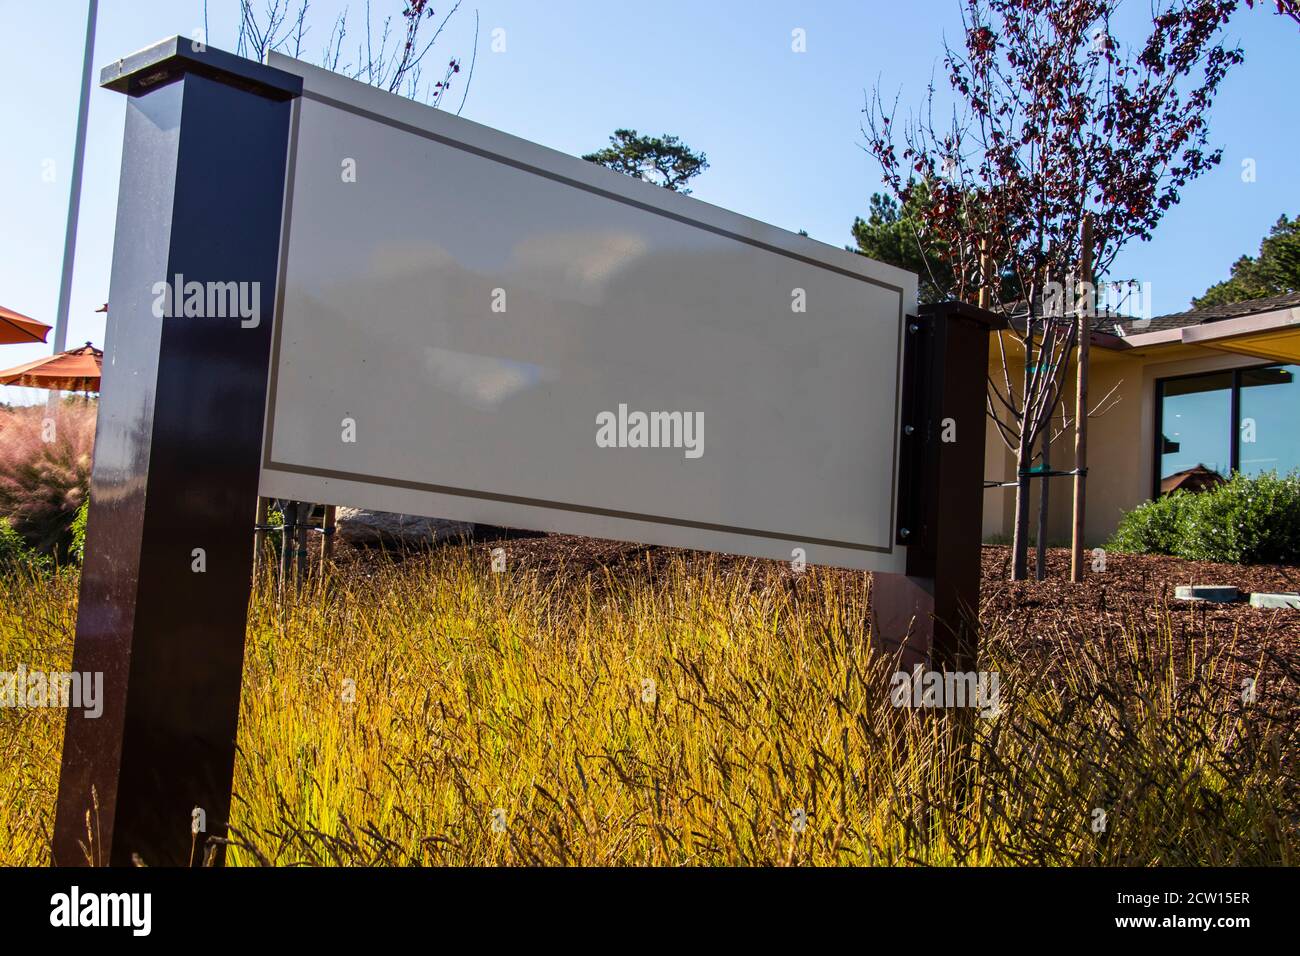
[980,546,1300,659]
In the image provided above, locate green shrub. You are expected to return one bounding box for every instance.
[0,516,50,572]
[1180,470,1300,564]
[69,499,89,564]
[0,518,28,565]
[1108,491,1195,556]
[263,507,285,563]
[1109,470,1300,564]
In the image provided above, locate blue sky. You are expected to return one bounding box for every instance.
[0,1,1295,405]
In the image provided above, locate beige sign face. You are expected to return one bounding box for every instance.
[259,54,917,571]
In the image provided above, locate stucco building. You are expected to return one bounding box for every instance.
[983,291,1300,545]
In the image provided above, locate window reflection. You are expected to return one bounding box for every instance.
[1239,365,1300,477]
[1156,364,1300,495]
[1158,371,1231,491]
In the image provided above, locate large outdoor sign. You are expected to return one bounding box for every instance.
[52,38,992,868]
[259,56,917,572]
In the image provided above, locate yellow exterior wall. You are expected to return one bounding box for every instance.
[981,337,1268,546]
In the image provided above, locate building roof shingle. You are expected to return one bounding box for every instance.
[1106,290,1300,335]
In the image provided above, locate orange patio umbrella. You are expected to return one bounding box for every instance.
[0,304,52,345]
[0,341,102,392]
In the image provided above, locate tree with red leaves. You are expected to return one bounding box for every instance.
[1245,0,1300,25]
[864,0,1254,580]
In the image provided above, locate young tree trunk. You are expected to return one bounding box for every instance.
[1035,432,1050,580]
[1011,432,1032,579]
[278,499,298,598]
[1070,216,1095,582]
[1011,300,1036,581]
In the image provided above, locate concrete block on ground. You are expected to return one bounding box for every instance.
[1249,592,1300,610]
[1174,584,1241,603]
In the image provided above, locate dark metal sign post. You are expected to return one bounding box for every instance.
[53,40,301,867]
[871,302,1000,674]
[53,38,996,867]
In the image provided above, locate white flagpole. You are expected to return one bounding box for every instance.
[48,0,99,411]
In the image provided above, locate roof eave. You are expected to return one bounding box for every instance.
[1179,306,1300,347]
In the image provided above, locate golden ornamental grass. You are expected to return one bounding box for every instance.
[1,546,1295,866]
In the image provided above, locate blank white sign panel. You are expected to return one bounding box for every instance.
[260,55,917,572]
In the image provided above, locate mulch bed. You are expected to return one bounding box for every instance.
[981,547,1300,703]
[982,546,1300,650]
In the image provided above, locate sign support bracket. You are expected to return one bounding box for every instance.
[871,301,1002,673]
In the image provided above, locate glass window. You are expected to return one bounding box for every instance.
[1158,372,1232,491]
[1239,364,1300,477]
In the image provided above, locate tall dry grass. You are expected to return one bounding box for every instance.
[0,562,78,864]
[1,546,1296,866]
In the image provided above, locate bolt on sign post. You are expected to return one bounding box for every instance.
[54,37,997,867]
